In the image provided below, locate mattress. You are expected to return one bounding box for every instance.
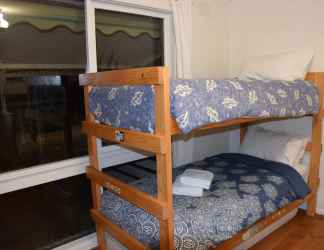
[101,153,309,250]
[89,79,319,134]
[104,209,299,250]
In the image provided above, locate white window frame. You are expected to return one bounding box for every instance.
[0,0,174,195]
[54,1,174,250]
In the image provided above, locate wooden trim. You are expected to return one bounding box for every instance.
[171,117,255,135]
[79,66,164,86]
[82,121,165,154]
[87,167,167,220]
[91,209,148,250]
[171,115,313,136]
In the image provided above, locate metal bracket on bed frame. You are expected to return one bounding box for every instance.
[115,130,125,142]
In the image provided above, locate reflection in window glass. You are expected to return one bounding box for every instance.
[0,0,88,172]
[0,174,93,250]
[0,157,156,250]
[0,74,87,173]
[95,9,164,71]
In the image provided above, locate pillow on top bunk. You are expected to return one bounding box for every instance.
[239,48,314,81]
[239,127,308,170]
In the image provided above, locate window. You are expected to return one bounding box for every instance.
[0,0,88,172]
[0,157,156,250]
[1,74,87,173]
[0,174,93,250]
[0,0,169,249]
[95,9,164,71]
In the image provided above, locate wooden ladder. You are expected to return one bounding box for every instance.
[80,67,174,250]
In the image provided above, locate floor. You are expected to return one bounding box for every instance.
[251,211,324,250]
[92,211,324,250]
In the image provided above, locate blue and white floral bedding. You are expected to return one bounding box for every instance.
[89,79,319,134]
[101,153,309,250]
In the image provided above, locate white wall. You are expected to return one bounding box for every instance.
[229,0,324,76]
[227,0,324,214]
[190,0,232,162]
[192,0,230,78]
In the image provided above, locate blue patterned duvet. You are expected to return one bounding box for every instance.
[101,153,309,249]
[89,79,319,134]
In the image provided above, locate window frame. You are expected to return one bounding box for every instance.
[0,0,174,197]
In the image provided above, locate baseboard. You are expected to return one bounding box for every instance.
[317,208,324,215]
[53,233,97,250]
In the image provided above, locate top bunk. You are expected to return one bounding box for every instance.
[80,67,324,152]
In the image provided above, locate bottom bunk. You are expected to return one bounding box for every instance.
[104,208,299,250]
[99,153,309,250]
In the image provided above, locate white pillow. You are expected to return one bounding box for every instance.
[294,162,308,181]
[239,127,308,168]
[299,152,311,180]
[239,49,314,81]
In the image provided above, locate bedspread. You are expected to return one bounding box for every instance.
[89,79,319,134]
[101,153,309,249]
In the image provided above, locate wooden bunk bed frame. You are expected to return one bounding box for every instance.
[80,67,324,250]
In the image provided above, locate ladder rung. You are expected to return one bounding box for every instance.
[82,121,165,154]
[91,209,149,250]
[87,167,167,220]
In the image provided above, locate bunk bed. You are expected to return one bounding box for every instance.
[79,67,324,250]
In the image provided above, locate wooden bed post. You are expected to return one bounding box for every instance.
[306,73,324,216]
[84,86,107,250]
[155,67,174,249]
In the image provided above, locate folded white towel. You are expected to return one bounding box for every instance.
[173,176,203,197]
[179,169,214,190]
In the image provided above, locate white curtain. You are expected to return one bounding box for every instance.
[170,0,194,166]
[170,0,193,78]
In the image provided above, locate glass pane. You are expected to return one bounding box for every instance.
[0,174,94,250]
[0,74,87,173]
[0,0,87,65]
[0,0,87,172]
[95,9,164,71]
[0,157,156,250]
